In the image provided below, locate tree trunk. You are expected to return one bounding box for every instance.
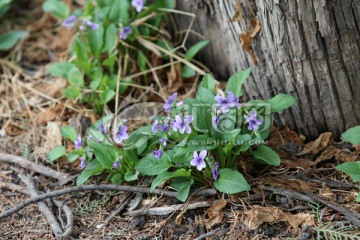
[174,0,360,138]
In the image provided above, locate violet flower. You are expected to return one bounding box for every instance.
[159,138,167,146]
[244,110,263,131]
[161,123,169,132]
[212,162,219,180]
[119,26,132,40]
[114,125,129,144]
[62,15,77,29]
[152,119,161,133]
[215,90,240,113]
[132,0,144,12]
[190,150,207,171]
[98,124,106,134]
[113,161,119,169]
[74,134,83,149]
[153,149,163,160]
[172,115,193,134]
[212,115,220,127]
[79,157,86,169]
[80,20,99,31]
[164,92,177,112]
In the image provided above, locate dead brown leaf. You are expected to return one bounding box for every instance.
[245,205,315,230]
[315,146,359,163]
[299,132,333,155]
[262,176,316,192]
[282,158,315,169]
[166,64,183,93]
[204,198,227,229]
[36,109,57,124]
[251,19,261,38]
[240,30,258,65]
[319,184,337,202]
[230,3,243,22]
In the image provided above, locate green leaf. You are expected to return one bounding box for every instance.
[88,141,119,169]
[154,0,175,9]
[342,126,360,144]
[124,170,139,182]
[184,40,209,61]
[336,162,360,182]
[186,98,212,133]
[111,173,121,184]
[73,37,88,62]
[171,177,194,202]
[214,169,250,194]
[135,154,172,176]
[225,68,251,97]
[151,171,173,192]
[357,193,360,202]
[200,74,216,93]
[111,173,122,184]
[63,86,81,99]
[67,67,84,87]
[196,86,215,104]
[150,169,191,192]
[0,30,28,51]
[266,94,297,113]
[87,25,104,56]
[103,24,117,53]
[76,159,104,185]
[60,126,77,141]
[47,146,66,162]
[253,145,280,166]
[42,0,70,19]
[188,136,218,151]
[137,51,147,72]
[103,53,117,74]
[48,62,76,78]
[101,89,115,104]
[109,0,129,23]
[67,150,80,162]
[181,65,196,78]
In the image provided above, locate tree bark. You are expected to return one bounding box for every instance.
[174,0,360,138]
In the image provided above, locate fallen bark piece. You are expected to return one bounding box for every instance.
[124,201,212,217]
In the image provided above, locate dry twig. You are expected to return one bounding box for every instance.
[0,185,216,219]
[259,185,360,228]
[0,153,71,185]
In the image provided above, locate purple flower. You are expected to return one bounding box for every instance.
[212,115,220,127]
[114,125,129,144]
[79,157,86,169]
[132,0,144,12]
[226,91,241,109]
[80,20,99,31]
[190,150,207,171]
[212,162,219,180]
[98,124,106,134]
[244,110,263,131]
[152,119,161,133]
[152,149,163,160]
[161,123,169,132]
[164,92,177,112]
[172,115,193,134]
[215,91,240,113]
[113,161,119,169]
[62,15,77,29]
[160,138,167,146]
[119,26,132,40]
[74,134,83,149]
